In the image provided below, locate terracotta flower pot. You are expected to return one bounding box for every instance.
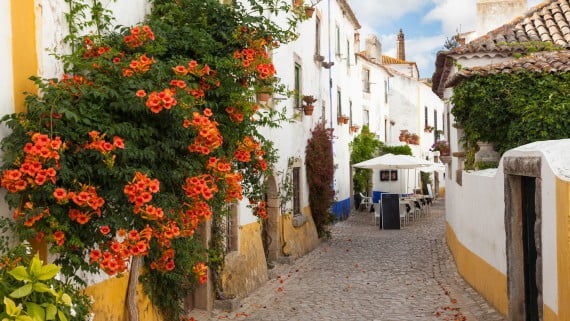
[342,117,349,124]
[303,104,314,116]
[256,93,271,102]
[304,6,315,18]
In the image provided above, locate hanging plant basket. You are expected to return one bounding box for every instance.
[342,116,349,124]
[304,6,315,18]
[304,104,314,116]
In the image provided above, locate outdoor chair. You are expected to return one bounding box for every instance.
[359,192,372,211]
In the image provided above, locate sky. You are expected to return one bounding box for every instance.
[349,0,543,79]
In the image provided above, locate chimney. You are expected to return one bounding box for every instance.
[365,34,382,61]
[476,0,527,36]
[397,29,405,61]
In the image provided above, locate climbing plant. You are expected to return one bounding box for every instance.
[305,123,335,238]
[0,0,303,320]
[451,71,570,167]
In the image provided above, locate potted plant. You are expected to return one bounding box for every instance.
[304,6,315,17]
[302,95,318,116]
[424,125,434,133]
[337,115,348,125]
[350,125,360,133]
[430,140,450,156]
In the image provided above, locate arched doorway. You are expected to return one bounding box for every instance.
[262,174,280,263]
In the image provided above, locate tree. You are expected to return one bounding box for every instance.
[350,126,383,193]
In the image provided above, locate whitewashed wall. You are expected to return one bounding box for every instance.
[446,140,570,314]
[37,0,151,79]
[0,1,15,220]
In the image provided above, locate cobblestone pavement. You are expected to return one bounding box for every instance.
[204,200,506,321]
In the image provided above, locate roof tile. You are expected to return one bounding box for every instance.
[446,51,570,87]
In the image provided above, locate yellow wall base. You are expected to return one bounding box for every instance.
[446,223,509,316]
[84,274,162,321]
[281,207,319,259]
[220,222,268,299]
[555,179,570,321]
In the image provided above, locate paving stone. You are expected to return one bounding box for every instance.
[198,200,505,321]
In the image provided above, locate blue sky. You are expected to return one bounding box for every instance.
[349,0,543,79]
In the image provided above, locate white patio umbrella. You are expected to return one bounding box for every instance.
[353,154,431,194]
[352,153,432,170]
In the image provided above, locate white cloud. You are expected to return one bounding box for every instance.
[349,0,429,28]
[424,0,476,35]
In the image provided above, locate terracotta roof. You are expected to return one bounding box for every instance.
[382,55,415,65]
[446,51,570,87]
[356,52,396,76]
[432,0,570,97]
[455,0,570,55]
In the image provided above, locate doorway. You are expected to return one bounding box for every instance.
[262,175,280,263]
[504,157,543,321]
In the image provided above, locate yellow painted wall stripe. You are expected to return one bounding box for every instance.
[10,0,38,113]
[556,179,570,321]
[446,223,509,316]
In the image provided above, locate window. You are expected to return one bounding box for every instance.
[384,119,388,142]
[362,69,370,93]
[337,90,342,116]
[349,101,353,126]
[223,203,239,253]
[424,106,428,128]
[442,112,445,135]
[346,39,350,67]
[434,110,439,141]
[315,17,321,57]
[363,109,369,127]
[335,25,341,56]
[384,80,388,104]
[293,167,300,215]
[294,63,301,109]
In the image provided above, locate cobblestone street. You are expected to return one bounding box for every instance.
[205,200,505,321]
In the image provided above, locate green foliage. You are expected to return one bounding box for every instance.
[381,145,412,156]
[419,171,432,195]
[452,71,570,167]
[305,123,335,238]
[475,161,499,170]
[350,126,383,193]
[0,246,91,321]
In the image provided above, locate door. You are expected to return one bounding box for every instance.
[522,176,539,321]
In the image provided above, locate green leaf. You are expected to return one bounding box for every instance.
[25,302,45,321]
[4,297,22,317]
[8,266,31,282]
[32,282,52,293]
[10,283,33,299]
[16,316,33,321]
[44,304,56,320]
[56,310,67,321]
[60,294,71,306]
[28,255,42,279]
[36,265,60,281]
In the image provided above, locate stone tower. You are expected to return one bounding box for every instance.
[397,29,405,61]
[476,0,527,36]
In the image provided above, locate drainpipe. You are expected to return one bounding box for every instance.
[327,0,336,214]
